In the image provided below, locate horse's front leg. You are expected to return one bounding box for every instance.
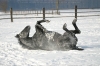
[37,19,50,25]
[35,19,50,33]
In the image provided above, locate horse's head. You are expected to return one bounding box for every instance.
[15,26,30,39]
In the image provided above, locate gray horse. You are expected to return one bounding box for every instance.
[15,18,83,51]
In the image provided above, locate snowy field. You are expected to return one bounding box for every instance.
[0,9,100,66]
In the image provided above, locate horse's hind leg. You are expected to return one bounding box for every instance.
[73,46,84,51]
[71,18,81,34]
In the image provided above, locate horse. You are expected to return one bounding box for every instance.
[15,18,83,51]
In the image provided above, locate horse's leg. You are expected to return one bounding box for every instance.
[35,20,50,33]
[73,46,84,50]
[33,20,50,49]
[63,23,71,33]
[37,19,50,25]
[70,18,81,34]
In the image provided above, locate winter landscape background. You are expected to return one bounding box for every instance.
[0,9,100,66]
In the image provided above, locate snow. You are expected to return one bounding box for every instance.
[0,9,100,66]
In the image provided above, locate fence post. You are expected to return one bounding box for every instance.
[35,10,36,14]
[10,8,13,22]
[43,8,45,20]
[52,9,53,15]
[37,10,38,16]
[75,5,77,19]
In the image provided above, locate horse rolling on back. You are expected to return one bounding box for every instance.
[15,18,83,51]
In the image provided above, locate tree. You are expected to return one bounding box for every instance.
[0,0,8,13]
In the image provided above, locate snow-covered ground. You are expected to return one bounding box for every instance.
[0,9,100,66]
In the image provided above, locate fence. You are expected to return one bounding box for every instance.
[0,5,78,22]
[11,9,58,15]
[9,7,60,22]
[0,5,100,22]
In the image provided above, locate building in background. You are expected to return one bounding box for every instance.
[0,0,100,11]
